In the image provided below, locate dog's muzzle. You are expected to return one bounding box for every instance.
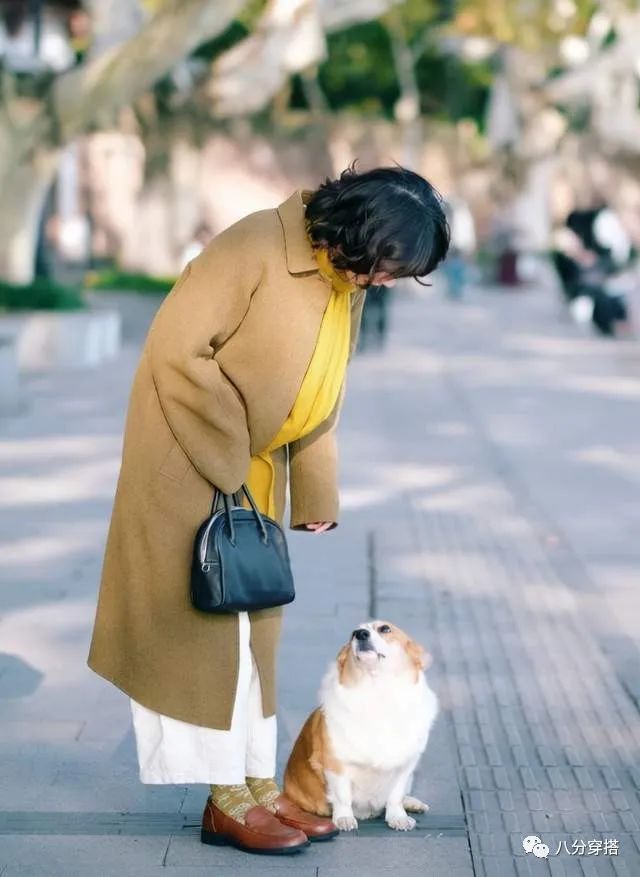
[352,628,378,657]
[352,628,373,647]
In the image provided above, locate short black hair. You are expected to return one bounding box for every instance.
[305,164,450,284]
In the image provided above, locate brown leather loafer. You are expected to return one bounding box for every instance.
[271,794,339,842]
[201,798,309,855]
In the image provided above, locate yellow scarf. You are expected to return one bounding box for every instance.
[245,247,356,518]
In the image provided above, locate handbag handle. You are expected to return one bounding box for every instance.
[210,487,243,515]
[212,483,269,545]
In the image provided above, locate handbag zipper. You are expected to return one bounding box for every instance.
[200,503,244,568]
[200,516,217,567]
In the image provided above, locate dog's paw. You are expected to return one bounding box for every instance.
[403,795,430,813]
[335,814,359,832]
[386,811,416,831]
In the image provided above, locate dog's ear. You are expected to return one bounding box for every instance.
[407,640,430,672]
[336,644,350,684]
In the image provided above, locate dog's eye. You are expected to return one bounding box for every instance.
[378,624,391,634]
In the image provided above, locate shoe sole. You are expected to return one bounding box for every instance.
[308,829,339,843]
[201,828,310,855]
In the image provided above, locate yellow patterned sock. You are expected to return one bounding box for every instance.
[246,776,281,813]
[209,784,257,824]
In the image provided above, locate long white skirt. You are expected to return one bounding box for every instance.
[129,612,277,784]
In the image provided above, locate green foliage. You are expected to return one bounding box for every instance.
[86,270,175,294]
[317,22,399,117]
[191,21,251,63]
[415,46,492,123]
[153,2,268,117]
[306,16,490,126]
[0,279,85,312]
[191,1,267,63]
[451,0,600,49]
[398,0,450,28]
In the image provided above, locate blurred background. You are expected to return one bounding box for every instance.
[2,5,640,874]
[1,0,640,355]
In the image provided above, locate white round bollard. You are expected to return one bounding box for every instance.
[14,309,122,372]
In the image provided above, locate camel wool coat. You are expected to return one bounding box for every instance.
[87,191,366,730]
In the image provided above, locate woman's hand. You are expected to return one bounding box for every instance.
[304,521,334,533]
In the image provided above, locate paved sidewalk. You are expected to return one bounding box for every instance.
[1,281,639,876]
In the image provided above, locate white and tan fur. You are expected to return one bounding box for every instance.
[283,620,439,831]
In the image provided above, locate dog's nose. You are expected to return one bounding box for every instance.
[353,628,370,641]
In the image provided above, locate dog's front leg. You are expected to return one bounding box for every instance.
[385,757,421,831]
[402,767,430,813]
[325,769,358,831]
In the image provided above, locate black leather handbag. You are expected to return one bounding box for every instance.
[190,483,295,614]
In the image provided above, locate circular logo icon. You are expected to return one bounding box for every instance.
[532,842,550,858]
[522,835,542,853]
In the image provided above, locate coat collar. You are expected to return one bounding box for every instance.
[277,190,319,275]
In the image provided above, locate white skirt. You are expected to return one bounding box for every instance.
[130,612,277,784]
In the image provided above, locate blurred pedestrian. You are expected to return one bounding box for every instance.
[357,283,392,352]
[87,164,450,857]
[553,205,634,337]
[442,196,476,300]
[489,204,521,287]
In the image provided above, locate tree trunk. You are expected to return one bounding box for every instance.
[384,12,421,169]
[511,157,554,252]
[0,144,59,284]
[54,0,245,143]
[0,0,243,284]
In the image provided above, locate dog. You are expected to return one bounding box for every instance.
[283,620,439,831]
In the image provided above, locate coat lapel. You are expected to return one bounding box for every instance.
[276,190,319,275]
[218,190,333,456]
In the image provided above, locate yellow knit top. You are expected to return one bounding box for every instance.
[245,246,357,519]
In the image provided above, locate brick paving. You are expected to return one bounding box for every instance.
[0,280,639,875]
[359,282,640,876]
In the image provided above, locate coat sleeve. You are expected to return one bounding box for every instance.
[147,218,264,495]
[288,288,367,530]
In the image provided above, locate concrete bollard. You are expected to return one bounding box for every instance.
[4,309,122,372]
[0,330,25,414]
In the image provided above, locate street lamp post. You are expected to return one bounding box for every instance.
[30,0,43,61]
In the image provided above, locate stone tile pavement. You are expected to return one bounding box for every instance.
[0,280,639,875]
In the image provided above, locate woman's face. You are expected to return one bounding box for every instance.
[346,271,397,289]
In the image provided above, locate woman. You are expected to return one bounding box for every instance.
[87,164,450,856]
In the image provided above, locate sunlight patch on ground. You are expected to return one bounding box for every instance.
[501,333,601,358]
[0,436,121,463]
[411,481,508,513]
[0,533,92,568]
[429,421,472,437]
[342,463,462,510]
[339,485,392,510]
[572,445,640,482]
[0,461,120,507]
[0,598,96,687]
[377,463,461,490]
[559,373,640,400]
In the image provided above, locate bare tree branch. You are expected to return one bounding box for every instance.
[84,0,146,60]
[210,0,404,117]
[52,0,244,142]
[543,11,640,102]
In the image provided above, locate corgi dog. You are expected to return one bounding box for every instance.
[284,620,439,831]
